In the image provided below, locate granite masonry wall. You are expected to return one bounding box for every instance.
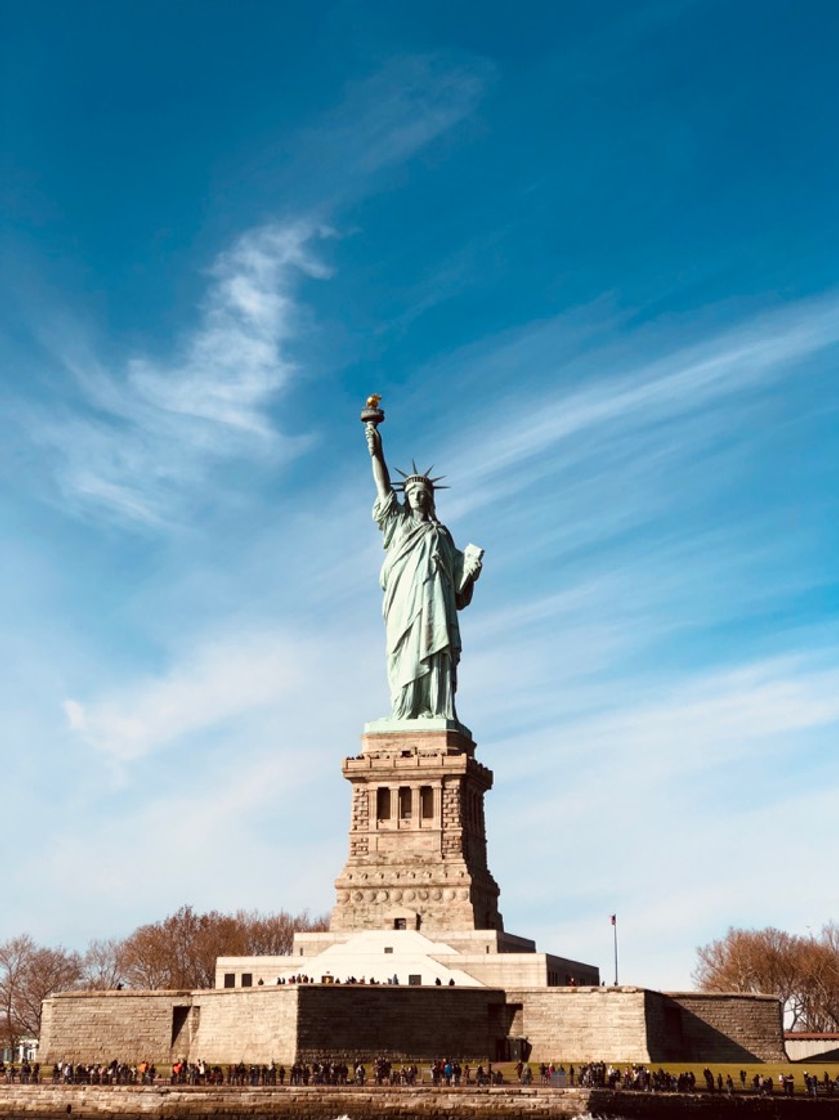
[40,991,187,1064]
[646,992,787,1063]
[40,989,300,1066]
[509,987,651,1062]
[39,984,786,1066]
[295,984,501,1060]
[191,989,298,1064]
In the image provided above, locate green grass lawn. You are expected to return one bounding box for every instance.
[496,1060,839,1097]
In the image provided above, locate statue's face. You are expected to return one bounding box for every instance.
[405,483,433,513]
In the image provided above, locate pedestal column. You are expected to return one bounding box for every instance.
[331,726,503,933]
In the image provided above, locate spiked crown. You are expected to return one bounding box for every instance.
[393,460,449,492]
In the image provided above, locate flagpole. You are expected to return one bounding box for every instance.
[612,915,619,986]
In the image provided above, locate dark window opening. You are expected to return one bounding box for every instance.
[223,973,235,988]
[398,786,412,819]
[408,974,422,986]
[384,946,394,954]
[420,786,434,820]
[241,973,253,988]
[377,787,391,820]
[394,918,407,930]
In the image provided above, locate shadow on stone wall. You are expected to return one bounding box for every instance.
[646,993,776,1063]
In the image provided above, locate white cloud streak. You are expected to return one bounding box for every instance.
[484,646,839,985]
[125,224,331,434]
[15,53,493,529]
[292,54,491,196]
[439,293,839,517]
[63,630,311,763]
[24,222,330,526]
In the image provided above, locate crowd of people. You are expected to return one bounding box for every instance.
[0,1062,40,1084]
[0,1061,156,1085]
[556,1061,839,1097]
[272,974,456,986]
[0,1056,837,1096]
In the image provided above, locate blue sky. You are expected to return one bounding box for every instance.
[2,0,839,989]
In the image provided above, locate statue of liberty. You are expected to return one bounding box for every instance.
[362,397,483,724]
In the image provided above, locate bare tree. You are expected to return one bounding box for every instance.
[235,908,328,956]
[0,903,332,1033]
[695,924,839,1031]
[82,938,127,990]
[796,927,839,1032]
[0,935,35,1053]
[120,905,329,990]
[17,947,82,1038]
[0,936,82,1047]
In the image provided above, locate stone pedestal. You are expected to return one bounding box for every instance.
[331,725,503,933]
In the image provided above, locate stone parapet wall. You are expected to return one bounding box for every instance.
[192,989,298,1064]
[40,984,786,1067]
[647,992,787,1063]
[503,988,786,1064]
[40,989,300,1066]
[40,990,192,1064]
[509,987,652,1063]
[295,984,502,1060]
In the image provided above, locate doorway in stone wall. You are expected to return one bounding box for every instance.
[171,1005,200,1053]
[171,1006,189,1050]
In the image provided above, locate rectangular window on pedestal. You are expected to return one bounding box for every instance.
[398,786,412,819]
[420,786,434,820]
[377,787,391,820]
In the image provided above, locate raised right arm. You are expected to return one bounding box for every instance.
[365,423,392,503]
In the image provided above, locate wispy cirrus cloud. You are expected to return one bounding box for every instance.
[439,292,839,515]
[489,650,839,781]
[486,645,839,979]
[337,55,489,176]
[22,222,330,526]
[288,54,492,204]
[63,629,311,763]
[13,53,492,529]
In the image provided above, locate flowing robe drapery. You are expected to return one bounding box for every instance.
[374,490,468,720]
